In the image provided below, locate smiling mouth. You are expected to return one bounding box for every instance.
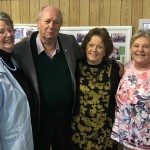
[90,53,98,57]
[136,54,145,56]
[4,39,14,43]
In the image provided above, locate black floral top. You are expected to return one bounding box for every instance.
[71,59,120,150]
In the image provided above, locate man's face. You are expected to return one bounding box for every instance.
[37,7,62,42]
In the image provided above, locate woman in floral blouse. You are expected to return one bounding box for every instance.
[111,30,150,150]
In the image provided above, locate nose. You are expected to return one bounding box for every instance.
[92,46,98,51]
[5,30,12,36]
[138,45,144,51]
[48,21,55,28]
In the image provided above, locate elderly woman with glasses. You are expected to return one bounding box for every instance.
[0,12,39,150]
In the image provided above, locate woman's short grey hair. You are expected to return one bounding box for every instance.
[0,12,14,29]
[130,29,150,47]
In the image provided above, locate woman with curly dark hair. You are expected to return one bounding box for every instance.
[71,28,121,150]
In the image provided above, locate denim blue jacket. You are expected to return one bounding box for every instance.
[0,59,33,150]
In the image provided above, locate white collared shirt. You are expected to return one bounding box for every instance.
[36,33,60,58]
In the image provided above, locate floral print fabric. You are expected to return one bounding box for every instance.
[111,60,150,150]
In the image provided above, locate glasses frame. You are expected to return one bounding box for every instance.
[0,28,16,36]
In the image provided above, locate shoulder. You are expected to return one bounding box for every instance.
[123,60,134,75]
[0,61,5,74]
[77,59,85,66]
[124,61,134,71]
[59,33,74,37]
[108,60,120,79]
[13,31,38,57]
[105,59,120,70]
[58,33,76,41]
[14,37,30,51]
[76,59,85,70]
[75,59,86,77]
[111,60,120,70]
[0,62,8,92]
[124,60,134,69]
[14,31,38,49]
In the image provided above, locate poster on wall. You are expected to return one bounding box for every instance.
[60,26,132,63]
[139,19,150,30]
[14,25,132,64]
[14,24,37,43]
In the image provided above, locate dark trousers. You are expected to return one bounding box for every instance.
[39,117,71,150]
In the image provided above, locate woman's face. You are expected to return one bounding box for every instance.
[86,35,105,65]
[0,20,15,53]
[131,36,150,69]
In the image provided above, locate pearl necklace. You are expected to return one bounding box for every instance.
[0,57,17,71]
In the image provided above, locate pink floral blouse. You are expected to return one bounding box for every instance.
[111,60,150,150]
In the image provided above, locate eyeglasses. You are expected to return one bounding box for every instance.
[0,29,16,36]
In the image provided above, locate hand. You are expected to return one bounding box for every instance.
[117,61,124,77]
[20,36,27,41]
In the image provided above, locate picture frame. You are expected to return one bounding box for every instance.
[60,26,132,63]
[139,19,150,30]
[14,24,37,43]
[14,24,132,64]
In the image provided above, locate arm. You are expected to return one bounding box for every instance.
[109,61,121,120]
[116,61,124,77]
[0,140,2,150]
[108,58,124,77]
[0,77,3,150]
[71,35,83,60]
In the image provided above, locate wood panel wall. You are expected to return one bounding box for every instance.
[0,0,150,33]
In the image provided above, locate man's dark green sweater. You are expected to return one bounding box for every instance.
[36,50,74,119]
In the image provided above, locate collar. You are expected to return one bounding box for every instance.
[36,33,60,55]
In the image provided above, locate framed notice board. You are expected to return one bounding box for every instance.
[14,25,132,63]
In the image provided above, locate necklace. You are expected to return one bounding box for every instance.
[0,57,17,71]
